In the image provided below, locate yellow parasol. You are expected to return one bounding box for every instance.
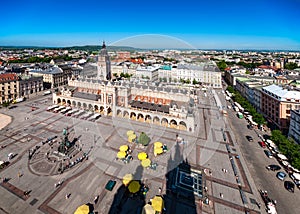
[128,180,141,193]
[154,141,163,148]
[128,134,137,143]
[119,145,129,152]
[122,173,133,186]
[151,196,164,212]
[138,152,148,160]
[154,147,163,156]
[127,130,135,136]
[141,159,151,167]
[74,204,90,214]
[142,204,155,214]
[117,151,127,159]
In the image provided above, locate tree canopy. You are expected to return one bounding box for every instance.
[271,130,300,170]
[284,62,298,70]
[138,132,150,146]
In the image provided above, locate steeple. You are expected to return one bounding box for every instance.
[102,41,106,49]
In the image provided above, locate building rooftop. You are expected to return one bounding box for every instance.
[262,84,300,101]
[0,73,18,83]
[29,66,63,75]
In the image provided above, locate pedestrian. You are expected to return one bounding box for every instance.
[158,187,162,195]
[220,193,223,198]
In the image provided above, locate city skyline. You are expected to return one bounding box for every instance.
[1,0,300,50]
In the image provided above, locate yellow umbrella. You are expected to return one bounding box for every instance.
[128,180,141,193]
[142,204,155,214]
[128,134,137,143]
[74,204,89,214]
[151,196,164,212]
[138,152,148,160]
[119,145,129,152]
[154,147,163,156]
[123,174,133,186]
[141,159,151,167]
[127,130,135,136]
[117,151,127,159]
[154,142,163,148]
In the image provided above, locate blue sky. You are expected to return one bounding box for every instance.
[1,0,300,50]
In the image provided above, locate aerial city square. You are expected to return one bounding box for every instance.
[1,1,300,214]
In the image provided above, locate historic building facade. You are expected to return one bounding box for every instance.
[97,41,111,81]
[53,77,195,132]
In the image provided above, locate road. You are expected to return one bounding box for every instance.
[220,91,300,214]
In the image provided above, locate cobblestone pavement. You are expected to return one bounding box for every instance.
[0,91,265,214]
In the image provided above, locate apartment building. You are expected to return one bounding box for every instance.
[29,66,68,89]
[289,109,300,144]
[0,73,18,104]
[19,75,43,98]
[261,84,300,133]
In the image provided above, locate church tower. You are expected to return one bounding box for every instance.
[97,41,111,80]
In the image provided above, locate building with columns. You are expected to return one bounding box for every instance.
[53,77,196,132]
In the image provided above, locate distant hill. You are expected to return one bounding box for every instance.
[0,45,142,52]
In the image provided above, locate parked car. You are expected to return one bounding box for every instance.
[246,135,253,142]
[266,164,281,171]
[264,150,273,158]
[284,181,295,193]
[105,180,116,191]
[277,171,287,181]
[259,141,266,148]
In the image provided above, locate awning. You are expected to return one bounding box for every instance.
[154,142,163,148]
[74,203,94,214]
[119,145,129,152]
[127,130,135,137]
[138,152,148,160]
[151,196,164,212]
[128,181,141,193]
[128,134,137,143]
[117,151,127,159]
[154,147,163,156]
[142,204,155,214]
[277,154,288,160]
[141,159,151,168]
[123,174,133,186]
[282,160,290,166]
[293,173,300,181]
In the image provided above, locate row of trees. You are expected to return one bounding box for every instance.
[271,130,300,169]
[227,86,265,125]
[8,55,73,63]
[284,62,299,70]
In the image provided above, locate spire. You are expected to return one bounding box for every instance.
[102,41,106,49]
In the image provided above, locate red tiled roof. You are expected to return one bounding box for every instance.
[0,73,18,83]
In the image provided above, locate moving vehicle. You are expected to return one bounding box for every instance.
[266,165,281,171]
[264,150,273,158]
[246,135,253,142]
[284,181,295,193]
[276,171,287,181]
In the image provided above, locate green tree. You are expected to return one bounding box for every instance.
[163,77,167,82]
[284,62,298,70]
[217,60,227,71]
[192,79,198,85]
[186,79,191,84]
[138,132,150,146]
[2,101,10,108]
